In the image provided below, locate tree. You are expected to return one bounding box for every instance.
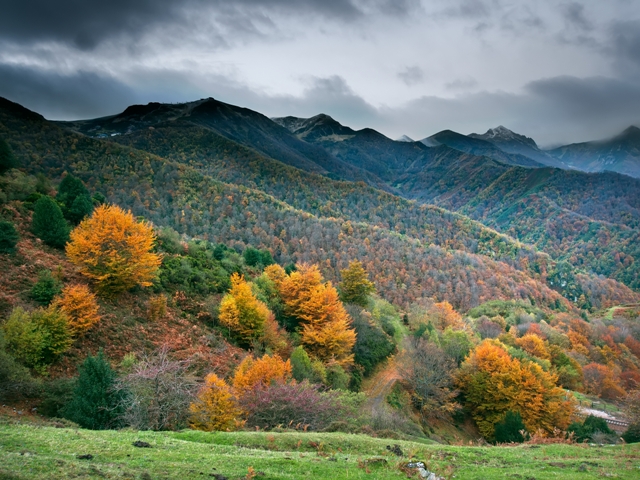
[338,260,375,307]
[56,174,89,210]
[516,334,551,360]
[189,373,243,431]
[218,273,270,345]
[568,415,613,442]
[494,411,526,443]
[53,284,101,334]
[400,339,458,420]
[457,340,573,440]
[0,330,40,401]
[63,350,122,429]
[0,138,18,174]
[583,363,625,400]
[31,196,69,249]
[66,204,161,295]
[0,221,19,254]
[243,246,261,267]
[67,194,94,224]
[429,301,465,331]
[232,354,292,395]
[29,270,62,306]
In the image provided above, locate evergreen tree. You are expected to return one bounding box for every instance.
[30,270,62,306]
[338,260,375,307]
[243,247,261,267]
[0,221,19,253]
[56,174,89,209]
[67,194,94,224]
[62,350,122,430]
[0,138,18,174]
[494,411,526,443]
[31,196,69,249]
[290,346,313,382]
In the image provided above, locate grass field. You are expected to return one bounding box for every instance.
[1,420,640,479]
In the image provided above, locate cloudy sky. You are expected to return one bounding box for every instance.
[1,0,639,146]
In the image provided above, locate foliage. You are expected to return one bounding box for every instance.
[218,273,270,345]
[0,329,40,401]
[67,193,94,224]
[2,306,72,371]
[325,363,350,390]
[31,196,69,249]
[232,354,292,395]
[53,284,101,334]
[29,269,62,306]
[622,423,640,443]
[494,411,526,444]
[567,415,613,443]
[117,347,198,431]
[583,363,626,400]
[62,350,122,430]
[440,327,475,366]
[243,246,274,267]
[349,306,395,376]
[338,260,375,307]
[147,294,167,321]
[400,339,459,420]
[239,381,364,431]
[0,137,18,173]
[516,334,551,360]
[66,204,161,295]
[189,373,243,432]
[39,378,76,418]
[0,220,19,253]
[56,174,89,211]
[623,389,640,425]
[457,340,574,440]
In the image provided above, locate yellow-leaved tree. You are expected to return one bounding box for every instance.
[218,273,270,345]
[275,263,356,367]
[66,205,161,295]
[338,260,375,307]
[189,373,244,431]
[232,354,292,395]
[53,284,100,334]
[457,340,573,440]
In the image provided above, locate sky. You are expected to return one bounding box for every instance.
[1,0,639,146]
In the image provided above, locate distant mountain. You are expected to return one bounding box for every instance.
[421,129,544,168]
[469,126,564,168]
[548,126,640,178]
[395,135,414,142]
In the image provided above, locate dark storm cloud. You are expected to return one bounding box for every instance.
[0,64,138,119]
[397,66,425,86]
[610,20,640,71]
[0,0,417,50]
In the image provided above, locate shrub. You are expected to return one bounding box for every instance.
[350,307,395,376]
[2,306,72,371]
[30,270,63,306]
[567,415,614,442]
[189,373,243,431]
[62,350,123,430]
[117,347,197,431]
[290,346,313,382]
[31,196,69,249]
[147,294,167,321]
[494,411,526,443]
[240,381,359,431]
[39,378,76,418]
[66,204,161,295]
[326,363,349,390]
[0,221,19,253]
[0,330,40,401]
[622,423,640,443]
[53,284,101,334]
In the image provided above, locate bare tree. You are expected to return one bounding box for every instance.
[399,339,459,420]
[117,346,199,431]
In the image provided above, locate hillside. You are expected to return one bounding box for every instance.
[549,126,640,178]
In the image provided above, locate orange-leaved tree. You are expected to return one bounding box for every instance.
[457,340,573,440]
[429,301,466,331]
[189,373,244,431]
[53,284,100,334]
[232,354,292,395]
[218,273,271,345]
[516,334,551,360]
[66,205,161,295]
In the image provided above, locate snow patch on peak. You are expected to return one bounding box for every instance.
[396,135,414,142]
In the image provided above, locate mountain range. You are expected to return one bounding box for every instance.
[1,95,640,311]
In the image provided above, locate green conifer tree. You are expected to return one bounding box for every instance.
[68,194,94,224]
[31,196,69,249]
[56,174,89,209]
[494,410,526,443]
[0,221,19,253]
[62,350,122,429]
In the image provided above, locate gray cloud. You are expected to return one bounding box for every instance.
[561,2,593,31]
[397,66,425,86]
[0,64,138,119]
[610,20,640,73]
[445,77,478,90]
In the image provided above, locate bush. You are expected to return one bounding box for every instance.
[240,381,360,431]
[31,196,70,248]
[0,221,19,253]
[568,415,614,442]
[622,423,640,443]
[2,306,72,371]
[0,330,40,401]
[62,350,123,429]
[350,307,395,376]
[39,378,76,418]
[290,346,313,382]
[53,284,101,334]
[30,270,63,306]
[494,411,526,443]
[326,363,349,390]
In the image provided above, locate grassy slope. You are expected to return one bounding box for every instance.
[2,420,640,480]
